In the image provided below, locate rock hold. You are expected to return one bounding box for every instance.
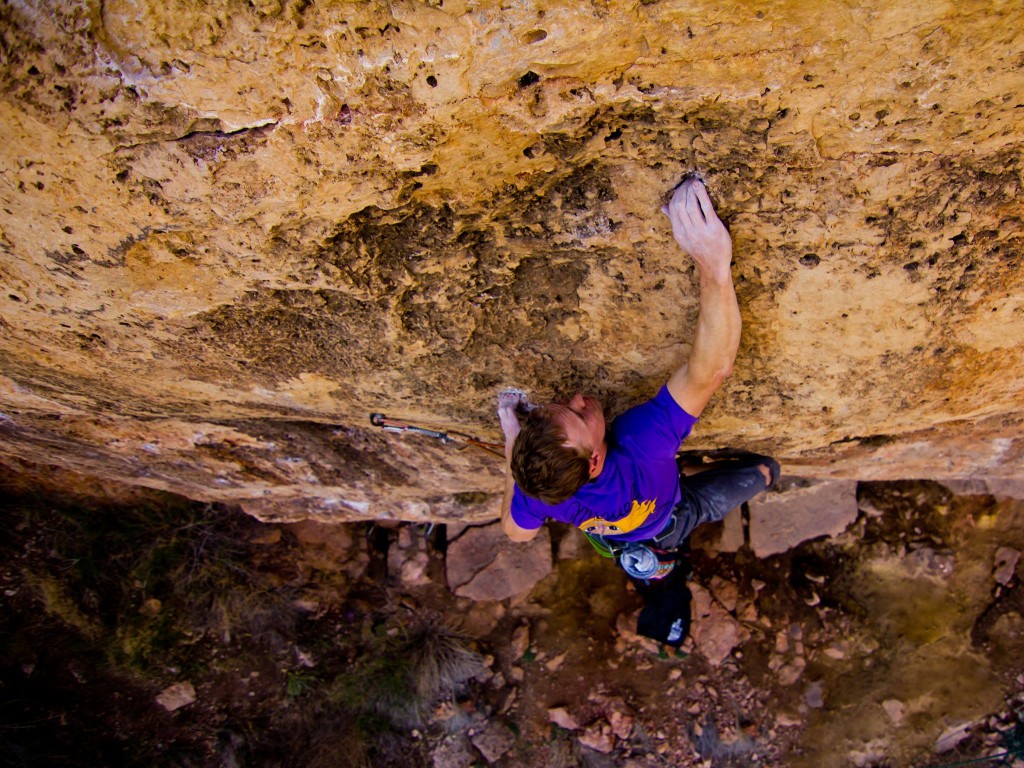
[510,623,531,661]
[749,480,859,557]
[994,547,1021,586]
[803,681,825,709]
[882,699,906,725]
[615,609,660,655]
[941,479,1024,501]
[690,505,744,554]
[906,546,956,578]
[156,681,196,712]
[545,651,567,671]
[432,734,476,768]
[578,723,616,754]
[446,524,552,602]
[389,524,432,587]
[548,706,580,730]
[689,583,749,667]
[934,721,975,754]
[469,722,515,764]
[709,576,740,612]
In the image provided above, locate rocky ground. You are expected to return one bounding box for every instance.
[1,460,1023,768]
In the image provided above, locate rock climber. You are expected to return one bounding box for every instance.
[497,177,779,562]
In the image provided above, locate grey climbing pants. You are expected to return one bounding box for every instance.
[647,455,779,550]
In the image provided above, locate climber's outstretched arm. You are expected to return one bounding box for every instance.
[662,179,741,417]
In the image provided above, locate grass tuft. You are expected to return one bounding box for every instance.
[330,619,482,728]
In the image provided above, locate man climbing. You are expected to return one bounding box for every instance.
[497,177,778,561]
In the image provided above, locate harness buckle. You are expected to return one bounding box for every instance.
[650,510,679,545]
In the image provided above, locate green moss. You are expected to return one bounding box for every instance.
[29,572,104,640]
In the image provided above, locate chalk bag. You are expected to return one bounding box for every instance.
[618,543,676,581]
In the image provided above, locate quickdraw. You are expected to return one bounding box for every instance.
[369,413,505,458]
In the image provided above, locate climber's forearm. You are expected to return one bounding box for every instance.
[667,269,741,415]
[501,468,539,542]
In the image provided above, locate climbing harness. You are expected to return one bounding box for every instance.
[618,542,678,580]
[369,413,504,458]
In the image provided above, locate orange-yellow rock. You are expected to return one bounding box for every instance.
[1,0,1022,521]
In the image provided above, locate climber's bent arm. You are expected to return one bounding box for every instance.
[497,391,541,543]
[501,471,540,542]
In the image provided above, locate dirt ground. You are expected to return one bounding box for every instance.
[1,461,1023,768]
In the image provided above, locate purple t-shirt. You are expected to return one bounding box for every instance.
[510,386,698,541]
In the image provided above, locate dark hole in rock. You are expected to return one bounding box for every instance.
[518,71,540,88]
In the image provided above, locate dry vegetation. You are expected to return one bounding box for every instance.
[0,467,485,767]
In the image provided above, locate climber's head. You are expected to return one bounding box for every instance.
[511,394,606,504]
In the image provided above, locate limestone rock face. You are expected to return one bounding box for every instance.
[1,0,1023,521]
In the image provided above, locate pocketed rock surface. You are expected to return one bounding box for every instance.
[1,0,1023,522]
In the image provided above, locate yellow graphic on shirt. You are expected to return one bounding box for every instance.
[579,499,657,536]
